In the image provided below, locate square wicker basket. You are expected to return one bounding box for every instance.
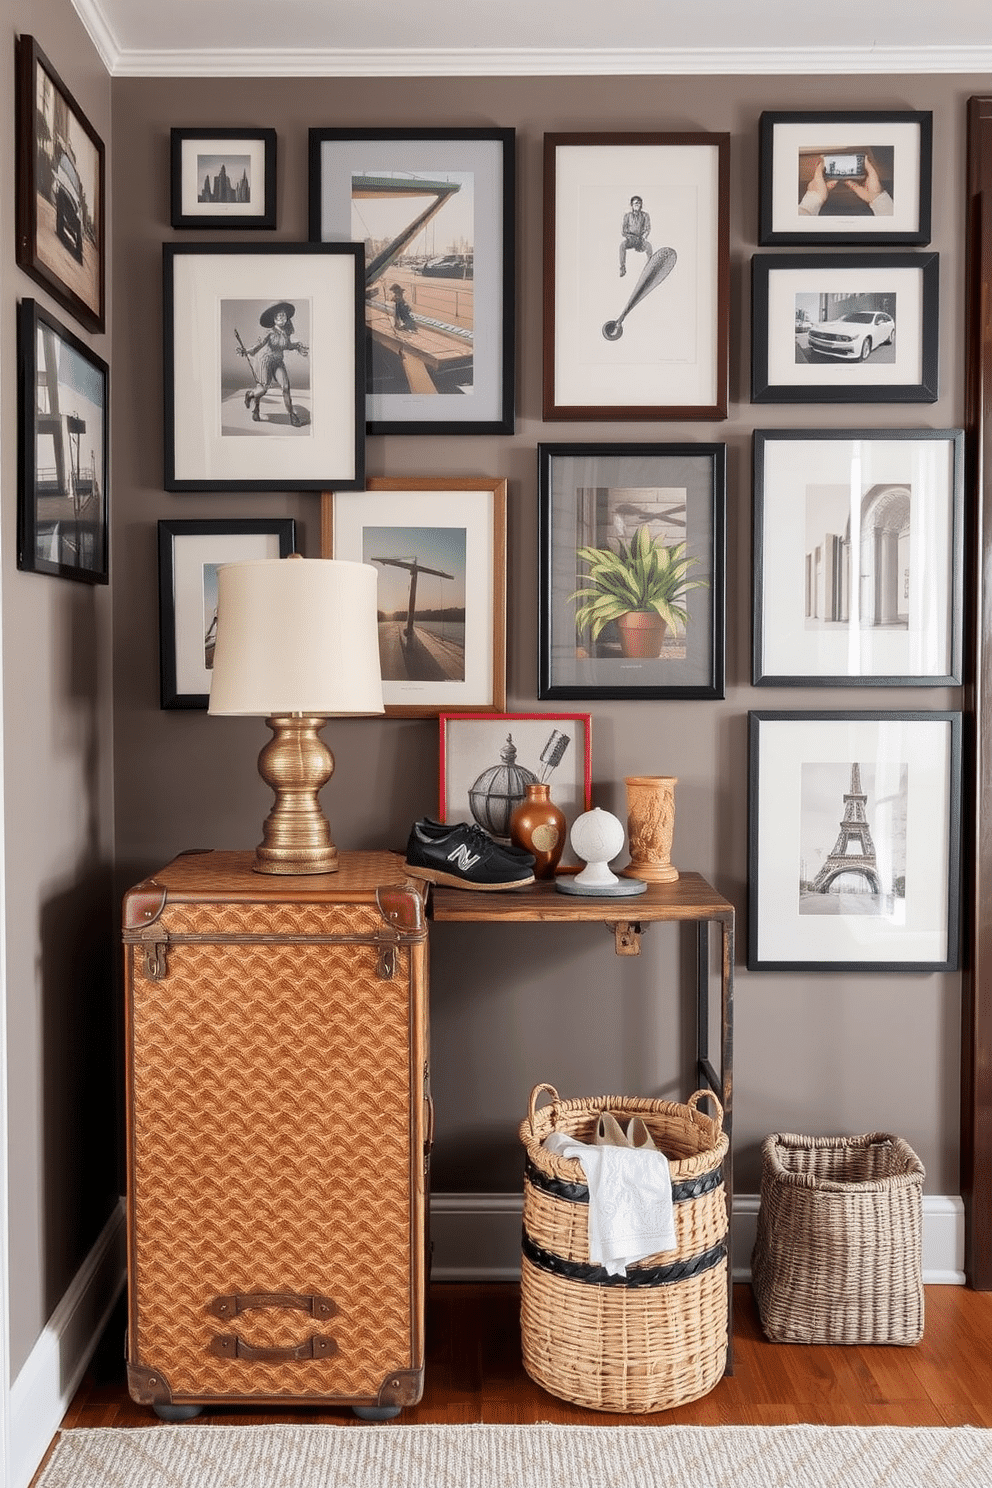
[751,1131,925,1346]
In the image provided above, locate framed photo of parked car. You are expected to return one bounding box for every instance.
[751,252,939,404]
[538,442,726,701]
[309,127,515,436]
[748,709,961,972]
[322,477,507,717]
[758,111,933,246]
[15,35,105,333]
[164,242,365,491]
[170,127,277,230]
[17,299,109,584]
[543,133,730,421]
[157,517,296,708]
[753,429,964,687]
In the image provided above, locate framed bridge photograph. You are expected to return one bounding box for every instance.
[322,477,506,716]
[747,710,961,972]
[309,127,515,435]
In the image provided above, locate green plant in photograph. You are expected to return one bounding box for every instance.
[569,524,705,643]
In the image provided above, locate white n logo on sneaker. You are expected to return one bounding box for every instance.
[447,844,481,870]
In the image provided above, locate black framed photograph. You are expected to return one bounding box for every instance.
[163,242,365,492]
[543,133,730,421]
[748,710,961,973]
[538,443,726,701]
[753,429,964,686]
[752,251,939,404]
[158,517,296,708]
[309,127,514,435]
[170,127,277,230]
[15,35,105,333]
[758,111,933,247]
[17,298,108,584]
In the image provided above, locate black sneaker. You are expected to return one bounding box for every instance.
[404,820,536,891]
[414,816,536,862]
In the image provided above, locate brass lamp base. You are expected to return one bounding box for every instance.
[253,714,339,875]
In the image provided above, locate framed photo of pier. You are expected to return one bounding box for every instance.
[157,517,297,709]
[163,242,365,492]
[542,132,730,421]
[752,428,964,687]
[322,477,507,716]
[309,127,515,435]
[747,710,962,972]
[15,35,106,333]
[758,110,933,247]
[537,442,726,701]
[17,298,109,584]
[170,127,277,230]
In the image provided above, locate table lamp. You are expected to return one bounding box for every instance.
[208,554,384,875]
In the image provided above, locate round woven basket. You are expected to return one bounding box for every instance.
[518,1083,729,1414]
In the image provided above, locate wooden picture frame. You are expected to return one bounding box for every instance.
[170,127,277,230]
[309,127,515,435]
[543,132,730,421]
[321,477,506,716]
[15,35,106,333]
[17,298,109,584]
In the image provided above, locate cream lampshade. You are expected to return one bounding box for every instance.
[208,555,384,875]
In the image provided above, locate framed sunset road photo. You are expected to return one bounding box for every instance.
[163,242,365,491]
[171,127,277,230]
[748,710,961,973]
[753,428,964,686]
[322,477,506,716]
[538,443,726,701]
[15,35,105,333]
[309,127,515,435]
[759,110,933,246]
[752,251,939,403]
[543,133,729,421]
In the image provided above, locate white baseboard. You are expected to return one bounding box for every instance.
[10,1199,127,1488]
[430,1191,966,1286]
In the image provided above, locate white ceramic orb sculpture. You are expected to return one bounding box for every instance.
[570,808,626,887]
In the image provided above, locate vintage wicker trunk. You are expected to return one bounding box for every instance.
[122,849,431,1420]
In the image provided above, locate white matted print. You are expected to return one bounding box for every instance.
[748,710,961,971]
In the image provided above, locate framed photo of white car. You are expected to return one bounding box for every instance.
[758,111,932,246]
[751,252,939,403]
[752,429,964,687]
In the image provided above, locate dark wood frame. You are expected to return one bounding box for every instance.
[752,251,940,404]
[157,517,296,709]
[543,132,730,422]
[17,298,109,584]
[747,709,962,974]
[537,441,726,701]
[170,127,277,230]
[15,34,106,333]
[752,427,964,687]
[308,126,515,436]
[758,110,933,247]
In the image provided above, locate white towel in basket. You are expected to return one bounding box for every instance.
[543,1132,675,1277]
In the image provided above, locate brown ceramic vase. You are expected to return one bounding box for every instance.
[509,783,566,879]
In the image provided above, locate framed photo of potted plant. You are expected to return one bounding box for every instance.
[538,442,726,700]
[748,709,961,972]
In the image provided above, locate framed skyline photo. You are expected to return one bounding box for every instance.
[543,132,730,421]
[309,127,515,435]
[157,517,296,708]
[759,110,933,247]
[753,429,964,686]
[748,710,961,973]
[322,477,506,716]
[171,127,277,230]
[752,251,939,404]
[538,442,726,701]
[164,242,365,492]
[15,35,106,333]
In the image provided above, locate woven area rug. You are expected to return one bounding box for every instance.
[35,1422,992,1487]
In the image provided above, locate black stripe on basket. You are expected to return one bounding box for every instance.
[521,1232,727,1288]
[524,1157,723,1207]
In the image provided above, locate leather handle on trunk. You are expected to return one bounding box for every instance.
[207,1291,338,1320]
[208,1332,338,1362]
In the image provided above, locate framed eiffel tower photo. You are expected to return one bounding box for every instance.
[747,710,961,972]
